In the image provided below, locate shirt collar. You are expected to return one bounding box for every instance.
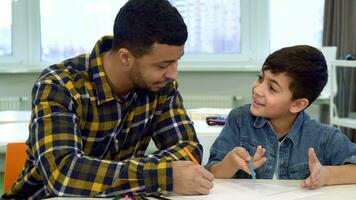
[284,111,305,147]
[87,35,116,105]
[253,111,306,147]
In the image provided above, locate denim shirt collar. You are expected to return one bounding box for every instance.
[253,111,306,147]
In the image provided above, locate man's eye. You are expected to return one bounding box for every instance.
[158,64,169,68]
[269,86,276,92]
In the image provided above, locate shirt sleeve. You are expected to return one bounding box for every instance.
[205,108,241,170]
[29,80,181,197]
[146,83,203,191]
[324,127,356,165]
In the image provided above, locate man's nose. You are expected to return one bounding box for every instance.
[165,62,178,80]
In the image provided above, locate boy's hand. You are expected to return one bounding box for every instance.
[210,145,266,178]
[300,148,330,189]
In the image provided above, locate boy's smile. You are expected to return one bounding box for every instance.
[250,70,296,121]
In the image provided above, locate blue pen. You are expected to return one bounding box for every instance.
[248,159,256,179]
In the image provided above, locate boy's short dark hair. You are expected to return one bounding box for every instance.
[112,0,188,57]
[262,45,328,106]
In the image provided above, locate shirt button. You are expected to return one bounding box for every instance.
[268,165,272,169]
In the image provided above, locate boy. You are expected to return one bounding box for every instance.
[206,45,356,189]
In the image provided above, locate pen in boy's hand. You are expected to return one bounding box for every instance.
[248,159,256,179]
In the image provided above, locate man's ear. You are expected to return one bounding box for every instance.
[118,48,134,69]
[290,98,309,113]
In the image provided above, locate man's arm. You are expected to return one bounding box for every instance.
[29,80,183,197]
[148,83,214,194]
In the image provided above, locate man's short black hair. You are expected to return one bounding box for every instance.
[112,0,188,57]
[262,45,328,106]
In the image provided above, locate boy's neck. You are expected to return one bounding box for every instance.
[269,114,297,140]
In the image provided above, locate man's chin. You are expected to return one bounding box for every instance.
[137,86,162,94]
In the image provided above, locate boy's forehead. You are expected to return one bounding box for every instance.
[262,70,293,88]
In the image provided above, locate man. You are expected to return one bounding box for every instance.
[3,0,214,199]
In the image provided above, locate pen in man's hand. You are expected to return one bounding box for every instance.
[183,147,199,165]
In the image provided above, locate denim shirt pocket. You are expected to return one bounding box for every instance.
[288,162,310,179]
[240,137,259,157]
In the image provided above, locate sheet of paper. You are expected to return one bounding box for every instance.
[169,179,323,200]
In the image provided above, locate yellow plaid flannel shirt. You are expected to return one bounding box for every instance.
[4,36,202,199]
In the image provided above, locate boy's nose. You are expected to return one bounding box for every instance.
[253,82,264,96]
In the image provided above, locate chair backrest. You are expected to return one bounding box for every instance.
[318,46,337,100]
[4,142,27,193]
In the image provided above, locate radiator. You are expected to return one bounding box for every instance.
[0,97,30,111]
[182,95,243,109]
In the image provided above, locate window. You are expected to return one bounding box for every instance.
[171,0,241,54]
[40,0,243,64]
[2,0,325,70]
[270,0,325,52]
[0,0,12,56]
[40,0,125,61]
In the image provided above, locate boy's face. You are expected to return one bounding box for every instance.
[250,70,297,119]
[129,42,184,92]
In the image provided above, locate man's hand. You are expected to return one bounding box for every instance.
[210,145,266,178]
[172,161,214,195]
[300,148,329,189]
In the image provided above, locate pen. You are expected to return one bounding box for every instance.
[147,194,171,200]
[248,159,256,179]
[183,147,199,165]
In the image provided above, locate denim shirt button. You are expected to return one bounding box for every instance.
[268,165,272,169]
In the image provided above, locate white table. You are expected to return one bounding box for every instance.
[0,122,29,151]
[0,110,31,124]
[0,120,222,163]
[49,179,356,200]
[0,122,29,172]
[192,120,223,165]
[0,119,222,172]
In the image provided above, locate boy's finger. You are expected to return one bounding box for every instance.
[231,153,252,174]
[234,147,251,161]
[253,145,266,160]
[253,157,267,168]
[308,148,319,166]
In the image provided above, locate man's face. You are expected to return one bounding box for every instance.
[250,70,296,120]
[129,43,184,92]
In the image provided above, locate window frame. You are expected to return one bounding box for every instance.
[0,0,28,67]
[0,0,269,72]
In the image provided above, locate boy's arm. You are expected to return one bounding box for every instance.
[324,164,356,185]
[301,148,356,189]
[211,146,266,178]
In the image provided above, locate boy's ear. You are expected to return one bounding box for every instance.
[290,98,309,113]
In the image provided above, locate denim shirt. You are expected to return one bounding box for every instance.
[206,104,356,179]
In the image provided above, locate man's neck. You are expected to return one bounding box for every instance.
[102,51,132,96]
